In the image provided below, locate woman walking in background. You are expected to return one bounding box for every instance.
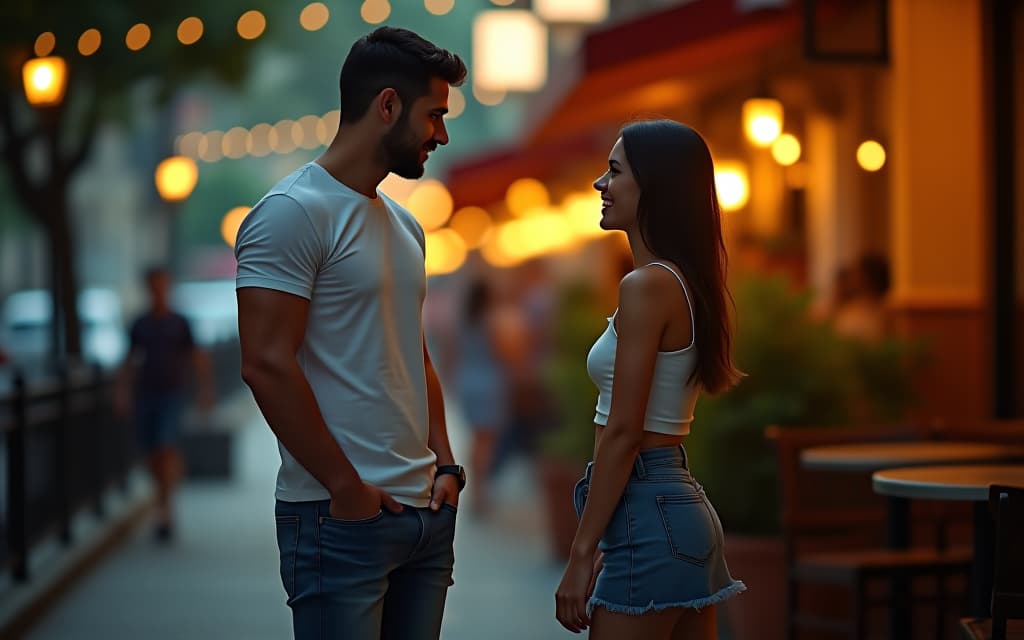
[556,120,746,639]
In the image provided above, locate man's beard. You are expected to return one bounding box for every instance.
[383,120,431,179]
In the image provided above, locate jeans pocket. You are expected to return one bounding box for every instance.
[320,510,385,526]
[274,515,300,599]
[573,477,590,519]
[655,494,718,566]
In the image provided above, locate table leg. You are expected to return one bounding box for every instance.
[887,496,911,639]
[971,500,994,617]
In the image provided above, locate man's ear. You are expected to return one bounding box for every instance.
[376,88,403,125]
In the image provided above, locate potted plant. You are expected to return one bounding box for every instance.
[537,281,606,560]
[683,274,927,639]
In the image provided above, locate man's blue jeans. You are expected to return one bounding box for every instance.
[274,499,457,640]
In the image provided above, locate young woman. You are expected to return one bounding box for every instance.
[555,120,746,639]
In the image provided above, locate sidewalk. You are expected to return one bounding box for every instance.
[25,395,570,640]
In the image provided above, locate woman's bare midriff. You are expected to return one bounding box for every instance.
[593,424,686,452]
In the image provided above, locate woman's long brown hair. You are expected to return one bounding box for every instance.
[621,119,742,394]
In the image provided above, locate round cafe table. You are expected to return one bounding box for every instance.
[801,441,1024,472]
[873,465,1024,620]
[801,442,1024,637]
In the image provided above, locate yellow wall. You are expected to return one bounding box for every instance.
[889,0,987,308]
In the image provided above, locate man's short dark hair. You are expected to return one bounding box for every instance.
[339,27,466,124]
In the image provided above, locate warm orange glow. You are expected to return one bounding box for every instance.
[155,156,199,202]
[505,178,549,217]
[533,0,608,24]
[78,29,102,56]
[270,120,298,154]
[177,17,204,45]
[447,87,466,119]
[222,127,249,159]
[743,97,783,147]
[563,191,605,238]
[198,131,224,162]
[425,229,467,276]
[361,0,391,24]
[425,0,455,16]
[771,133,801,166]
[300,3,331,31]
[237,11,267,40]
[177,132,203,157]
[248,123,273,157]
[297,115,321,150]
[125,23,151,51]
[407,180,454,232]
[221,207,252,247]
[473,10,547,92]
[34,32,56,57]
[472,84,506,106]
[857,140,886,172]
[714,161,749,211]
[448,206,493,248]
[321,110,341,143]
[22,57,67,107]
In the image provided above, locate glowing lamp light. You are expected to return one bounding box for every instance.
[714,161,749,212]
[742,97,783,147]
[564,191,605,238]
[362,0,391,24]
[221,206,252,247]
[125,23,151,51]
[237,11,267,40]
[407,180,454,232]
[447,87,466,119]
[533,0,608,24]
[473,10,547,92]
[155,156,199,202]
[425,228,468,276]
[78,29,102,56]
[771,133,801,166]
[34,32,56,57]
[178,17,204,45]
[425,0,455,16]
[448,206,492,249]
[857,140,886,172]
[300,3,330,31]
[505,178,549,217]
[22,57,68,107]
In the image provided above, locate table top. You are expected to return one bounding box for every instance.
[872,464,1024,501]
[800,441,1024,472]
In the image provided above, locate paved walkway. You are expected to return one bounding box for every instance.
[25,396,570,640]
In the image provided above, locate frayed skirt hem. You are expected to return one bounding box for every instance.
[588,580,746,617]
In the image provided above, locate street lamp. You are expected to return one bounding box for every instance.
[154,156,199,275]
[22,55,69,363]
[22,56,68,107]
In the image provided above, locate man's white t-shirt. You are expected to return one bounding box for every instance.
[235,162,434,506]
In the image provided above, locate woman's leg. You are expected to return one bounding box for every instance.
[671,605,717,640]
[590,607,683,640]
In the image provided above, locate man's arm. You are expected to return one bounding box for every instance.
[238,286,400,518]
[424,341,459,509]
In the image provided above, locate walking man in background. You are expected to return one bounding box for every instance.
[116,266,214,542]
[235,27,467,640]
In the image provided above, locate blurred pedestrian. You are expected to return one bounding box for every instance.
[235,27,467,640]
[115,267,213,542]
[833,253,891,341]
[454,279,514,514]
[556,120,746,638]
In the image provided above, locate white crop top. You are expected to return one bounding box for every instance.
[585,262,700,435]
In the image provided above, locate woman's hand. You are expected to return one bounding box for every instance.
[556,549,596,633]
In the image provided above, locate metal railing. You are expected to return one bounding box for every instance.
[0,361,134,583]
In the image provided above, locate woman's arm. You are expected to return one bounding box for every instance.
[570,268,665,557]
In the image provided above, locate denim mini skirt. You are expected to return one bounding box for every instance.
[573,445,746,615]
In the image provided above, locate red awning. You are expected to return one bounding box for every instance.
[446,0,818,209]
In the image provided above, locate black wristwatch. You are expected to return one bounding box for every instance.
[435,465,467,491]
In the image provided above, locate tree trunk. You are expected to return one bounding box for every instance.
[42,192,82,360]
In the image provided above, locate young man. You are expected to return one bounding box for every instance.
[115,267,213,542]
[235,27,467,640]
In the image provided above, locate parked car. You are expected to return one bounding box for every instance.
[0,288,129,370]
